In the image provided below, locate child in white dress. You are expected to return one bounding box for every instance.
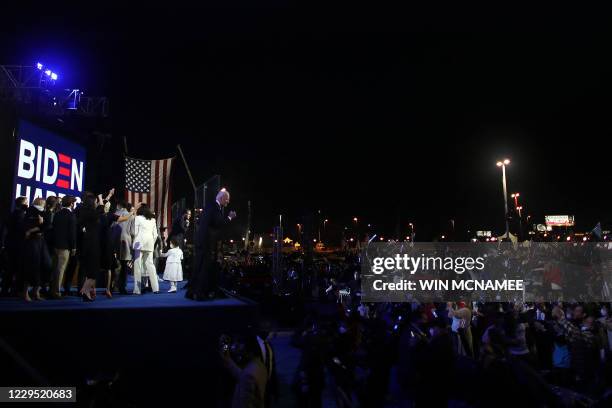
[160,238,183,293]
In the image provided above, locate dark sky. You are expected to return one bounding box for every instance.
[2,4,611,239]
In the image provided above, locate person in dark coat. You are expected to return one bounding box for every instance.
[78,193,102,301]
[187,189,236,300]
[22,197,52,301]
[43,196,59,252]
[169,209,191,250]
[61,199,83,296]
[98,194,130,298]
[1,196,28,296]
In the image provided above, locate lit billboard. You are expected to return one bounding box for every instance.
[544,215,574,227]
[13,120,86,205]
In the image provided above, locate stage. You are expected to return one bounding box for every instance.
[0,278,259,407]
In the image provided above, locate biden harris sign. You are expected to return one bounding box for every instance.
[13,120,86,205]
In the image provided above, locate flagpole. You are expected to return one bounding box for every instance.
[176,144,197,195]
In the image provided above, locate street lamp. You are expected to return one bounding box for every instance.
[496,159,511,239]
[510,192,520,207]
[320,219,328,243]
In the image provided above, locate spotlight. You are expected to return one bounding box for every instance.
[50,72,58,80]
[36,62,43,70]
[44,69,51,76]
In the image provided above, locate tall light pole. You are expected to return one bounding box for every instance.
[318,210,322,243]
[516,205,523,218]
[319,218,329,242]
[496,159,511,239]
[510,193,520,210]
[511,192,523,240]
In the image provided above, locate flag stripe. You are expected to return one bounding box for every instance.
[156,160,163,224]
[163,158,172,228]
[150,159,157,218]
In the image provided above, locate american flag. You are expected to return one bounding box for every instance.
[124,156,174,229]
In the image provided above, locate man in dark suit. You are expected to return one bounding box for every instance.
[50,195,77,298]
[169,209,191,249]
[188,189,236,300]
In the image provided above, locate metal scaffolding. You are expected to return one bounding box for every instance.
[0,64,109,117]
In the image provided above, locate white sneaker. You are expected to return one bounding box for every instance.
[168,287,176,293]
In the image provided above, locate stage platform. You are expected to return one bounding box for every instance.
[0,278,259,407]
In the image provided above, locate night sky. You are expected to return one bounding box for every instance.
[2,4,611,239]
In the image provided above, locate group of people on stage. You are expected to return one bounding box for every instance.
[1,188,185,302]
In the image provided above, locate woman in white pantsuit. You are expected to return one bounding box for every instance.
[131,205,159,294]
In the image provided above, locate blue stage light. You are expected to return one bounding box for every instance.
[44,69,51,76]
[36,62,43,70]
[50,72,58,80]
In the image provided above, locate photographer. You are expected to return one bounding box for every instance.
[220,334,268,408]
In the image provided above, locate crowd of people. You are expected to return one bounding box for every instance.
[287,298,612,407]
[0,190,185,302]
[231,252,610,407]
[205,249,612,406]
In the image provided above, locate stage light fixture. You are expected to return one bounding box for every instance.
[50,72,58,80]
[36,62,43,70]
[44,69,51,76]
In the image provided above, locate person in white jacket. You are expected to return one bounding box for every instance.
[160,237,184,293]
[131,204,159,294]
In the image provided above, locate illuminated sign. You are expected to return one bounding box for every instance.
[13,120,86,205]
[545,215,574,227]
[476,231,492,237]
